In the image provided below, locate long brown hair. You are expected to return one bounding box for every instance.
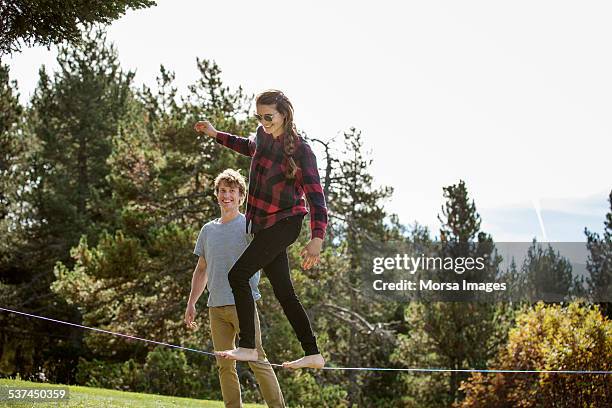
[256,90,299,179]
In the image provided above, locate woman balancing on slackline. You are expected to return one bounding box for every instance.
[194,90,326,369]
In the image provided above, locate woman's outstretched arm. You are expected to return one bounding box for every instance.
[194,119,256,157]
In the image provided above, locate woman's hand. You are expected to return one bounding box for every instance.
[184,303,197,330]
[300,237,323,270]
[194,120,218,138]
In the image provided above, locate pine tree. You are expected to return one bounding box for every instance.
[394,180,506,407]
[0,63,24,239]
[28,27,135,269]
[584,190,612,318]
[0,28,136,382]
[0,63,31,379]
[518,239,579,302]
[1,1,155,54]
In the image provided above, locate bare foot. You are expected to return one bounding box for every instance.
[282,354,325,369]
[215,347,258,361]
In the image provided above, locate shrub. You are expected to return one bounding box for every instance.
[142,346,202,396]
[457,302,611,408]
[76,357,144,392]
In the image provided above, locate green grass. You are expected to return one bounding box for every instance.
[0,378,265,407]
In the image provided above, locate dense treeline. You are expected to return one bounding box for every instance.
[1,29,610,407]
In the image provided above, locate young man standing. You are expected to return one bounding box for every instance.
[184,169,285,408]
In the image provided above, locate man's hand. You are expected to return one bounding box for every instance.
[194,120,218,138]
[184,303,197,330]
[300,237,323,270]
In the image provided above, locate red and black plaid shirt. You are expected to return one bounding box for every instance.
[215,126,328,240]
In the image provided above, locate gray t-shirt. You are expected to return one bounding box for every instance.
[193,213,261,307]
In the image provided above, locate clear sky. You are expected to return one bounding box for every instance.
[7,1,611,242]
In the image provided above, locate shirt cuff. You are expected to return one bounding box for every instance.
[312,228,325,240]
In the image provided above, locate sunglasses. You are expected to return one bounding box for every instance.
[254,112,279,122]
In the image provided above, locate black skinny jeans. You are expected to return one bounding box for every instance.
[228,214,319,356]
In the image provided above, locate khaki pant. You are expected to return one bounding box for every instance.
[209,304,285,408]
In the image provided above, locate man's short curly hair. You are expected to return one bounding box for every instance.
[213,169,247,205]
